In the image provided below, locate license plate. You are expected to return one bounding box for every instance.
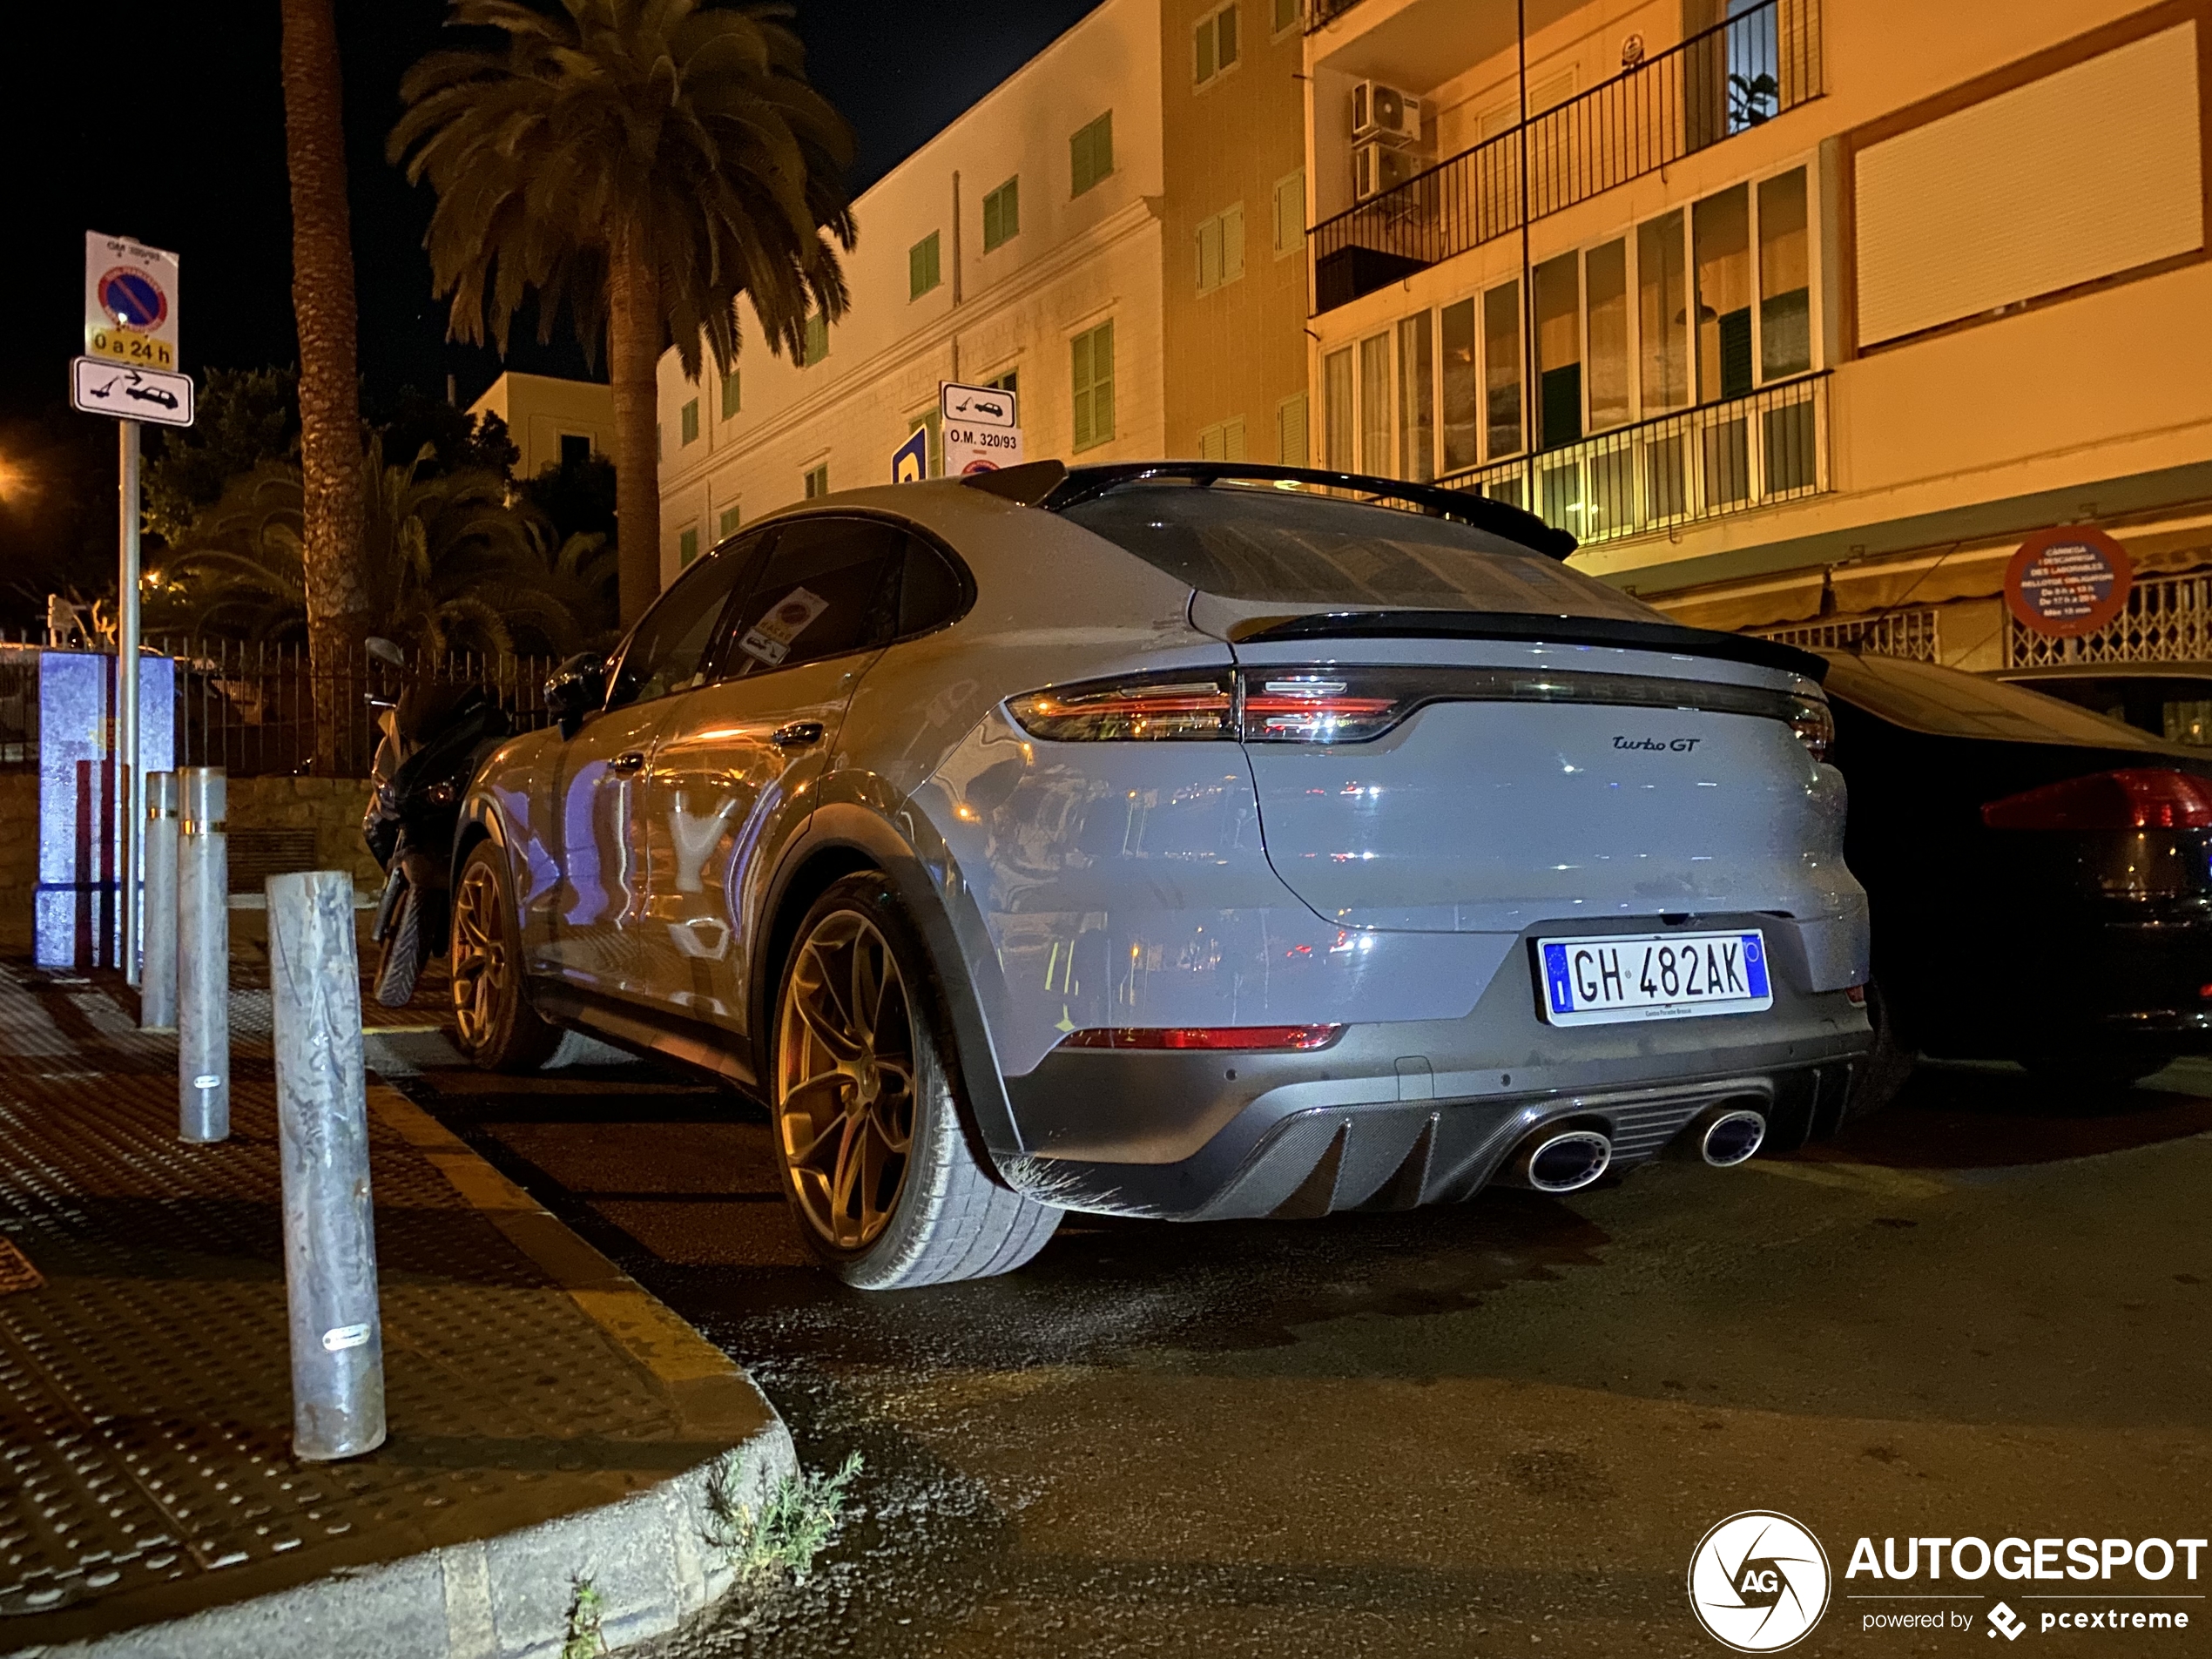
[1536,930,1771,1026]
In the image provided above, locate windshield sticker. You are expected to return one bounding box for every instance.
[738,586,829,667]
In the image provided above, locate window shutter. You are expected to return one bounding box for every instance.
[1217,3,1238,67]
[1198,423,1225,462]
[1197,218,1221,291]
[1273,0,1298,32]
[679,400,699,444]
[678,527,699,568]
[983,190,1001,251]
[1194,17,1215,83]
[1093,320,1114,444]
[719,370,741,420]
[1223,203,1245,284]
[1278,393,1309,465]
[1274,172,1305,254]
[718,505,741,537]
[1072,330,1095,451]
[1224,418,1246,462]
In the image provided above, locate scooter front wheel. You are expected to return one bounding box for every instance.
[373,883,425,1008]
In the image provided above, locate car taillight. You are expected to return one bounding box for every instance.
[1007,674,1235,741]
[1788,693,1834,764]
[1062,1024,1345,1050]
[1241,676,1404,742]
[1981,768,2212,830]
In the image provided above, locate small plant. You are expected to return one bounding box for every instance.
[561,1574,607,1659]
[702,1451,863,1587]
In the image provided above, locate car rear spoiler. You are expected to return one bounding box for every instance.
[1230,609,1828,682]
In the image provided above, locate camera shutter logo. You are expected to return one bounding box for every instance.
[1688,1511,1831,1651]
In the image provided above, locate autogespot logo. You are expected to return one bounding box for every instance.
[1689,1511,1832,1652]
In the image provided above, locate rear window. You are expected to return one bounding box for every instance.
[1823,651,2175,748]
[1059,483,1662,621]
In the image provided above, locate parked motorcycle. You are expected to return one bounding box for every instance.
[362,650,513,1007]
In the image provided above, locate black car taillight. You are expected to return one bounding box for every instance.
[1982,768,2212,830]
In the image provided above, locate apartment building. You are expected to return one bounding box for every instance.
[656,0,1310,585]
[1302,0,2212,675]
[469,371,615,480]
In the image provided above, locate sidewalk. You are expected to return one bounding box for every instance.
[0,961,792,1657]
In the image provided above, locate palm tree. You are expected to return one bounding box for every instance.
[280,0,373,770]
[390,0,858,624]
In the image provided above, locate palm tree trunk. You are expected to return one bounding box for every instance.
[607,223,664,626]
[280,0,370,774]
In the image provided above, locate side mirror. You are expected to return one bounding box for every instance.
[545,652,608,738]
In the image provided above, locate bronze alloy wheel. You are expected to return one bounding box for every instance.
[449,858,511,1054]
[775,909,918,1253]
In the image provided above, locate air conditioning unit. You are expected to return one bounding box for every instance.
[1351,80,1424,147]
[1352,138,1423,201]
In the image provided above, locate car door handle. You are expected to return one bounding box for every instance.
[770,721,826,749]
[610,750,647,773]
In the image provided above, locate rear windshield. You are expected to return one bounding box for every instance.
[1060,483,1662,621]
[1822,651,2175,748]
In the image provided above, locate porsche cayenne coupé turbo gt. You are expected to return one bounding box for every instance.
[447,462,1871,1287]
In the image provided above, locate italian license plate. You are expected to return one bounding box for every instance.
[1536,930,1772,1026]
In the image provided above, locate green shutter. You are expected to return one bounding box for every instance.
[803,313,827,366]
[1071,113,1113,197]
[1194,15,1215,82]
[983,177,1020,251]
[1072,321,1115,453]
[678,527,699,568]
[909,231,941,299]
[1217,2,1238,66]
[719,370,741,419]
[718,504,741,537]
[679,399,699,444]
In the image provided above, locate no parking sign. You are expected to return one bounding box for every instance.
[84,231,179,370]
[2003,526,2133,638]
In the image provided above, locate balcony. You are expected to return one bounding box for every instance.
[1312,0,1824,314]
[1441,372,1830,547]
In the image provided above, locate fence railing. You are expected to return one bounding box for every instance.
[0,637,560,779]
[1440,371,1828,546]
[1306,0,1360,31]
[1312,0,1823,314]
[1756,608,1942,664]
[2006,569,2212,669]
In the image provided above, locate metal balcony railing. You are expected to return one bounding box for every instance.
[2006,569,2212,668]
[1440,372,1830,547]
[1757,609,1942,664]
[1312,0,1824,314]
[1305,0,1362,31]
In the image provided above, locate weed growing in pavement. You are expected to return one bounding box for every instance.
[702,1450,864,1586]
[561,1574,607,1658]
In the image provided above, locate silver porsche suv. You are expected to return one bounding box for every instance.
[449,462,1872,1287]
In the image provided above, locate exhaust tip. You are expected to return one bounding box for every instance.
[1678,1105,1766,1167]
[1509,1128,1613,1194]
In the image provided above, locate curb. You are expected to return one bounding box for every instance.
[29,1085,795,1659]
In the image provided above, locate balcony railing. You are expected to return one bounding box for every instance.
[1312,0,1824,314]
[1306,0,1363,31]
[1757,609,1942,664]
[2006,569,2212,669]
[1440,372,1829,547]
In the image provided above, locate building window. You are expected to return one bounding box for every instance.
[678,526,700,568]
[907,408,943,477]
[802,313,828,368]
[559,433,592,468]
[982,176,1020,251]
[987,368,1019,396]
[1483,280,1522,460]
[1357,334,1390,476]
[1197,418,1246,462]
[678,398,699,445]
[1193,1,1239,85]
[1637,209,1690,416]
[804,462,829,499]
[1323,347,1352,470]
[1276,392,1308,466]
[1071,320,1115,452]
[1757,168,1811,379]
[1196,203,1245,293]
[1070,112,1114,198]
[1271,0,1299,35]
[1586,238,1631,433]
[1695,185,1752,401]
[1533,253,1581,449]
[909,231,941,300]
[1272,170,1305,258]
[719,369,741,420]
[718,504,741,538]
[1397,312,1433,483]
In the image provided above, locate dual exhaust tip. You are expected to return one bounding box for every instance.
[1499,1104,1767,1194]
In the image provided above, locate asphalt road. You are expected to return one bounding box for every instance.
[383,1046,2212,1658]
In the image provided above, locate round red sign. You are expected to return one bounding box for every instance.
[2003,527,2133,638]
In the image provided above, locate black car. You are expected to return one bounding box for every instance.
[1818,650,2212,1108]
[1993,662,2212,748]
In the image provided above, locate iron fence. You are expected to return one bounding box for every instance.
[0,636,560,779]
[1441,372,1828,546]
[2006,569,2212,669]
[1312,0,1823,313]
[1756,608,1942,663]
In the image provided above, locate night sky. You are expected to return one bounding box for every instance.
[1,0,1104,423]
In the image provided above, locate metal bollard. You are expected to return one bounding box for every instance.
[178,767,230,1143]
[141,772,179,1031]
[267,869,387,1461]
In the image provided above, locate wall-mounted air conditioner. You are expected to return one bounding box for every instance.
[1351,80,1424,147]
[1352,138,1423,201]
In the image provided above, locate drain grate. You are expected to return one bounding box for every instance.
[227,828,319,894]
[0,1236,43,1295]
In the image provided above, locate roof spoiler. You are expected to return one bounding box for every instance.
[959,460,1068,506]
[1233,610,1828,681]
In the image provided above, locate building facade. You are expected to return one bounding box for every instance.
[467,371,615,481]
[1302,0,2212,675]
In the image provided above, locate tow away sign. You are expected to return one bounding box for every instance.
[72,357,195,428]
[940,381,1022,475]
[84,232,180,370]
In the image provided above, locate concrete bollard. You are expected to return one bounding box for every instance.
[178,767,230,1143]
[267,869,387,1461]
[141,772,179,1031]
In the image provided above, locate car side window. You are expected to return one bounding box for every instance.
[604,536,761,710]
[719,517,905,680]
[895,536,971,638]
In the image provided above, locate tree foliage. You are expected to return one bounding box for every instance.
[142,367,301,544]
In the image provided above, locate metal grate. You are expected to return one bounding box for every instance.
[1756,609,1940,662]
[2006,567,2212,668]
[1312,0,1824,311]
[225,830,320,895]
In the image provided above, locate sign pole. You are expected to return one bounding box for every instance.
[118,418,141,985]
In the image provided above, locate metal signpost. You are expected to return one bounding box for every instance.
[73,232,189,991]
[940,381,1023,475]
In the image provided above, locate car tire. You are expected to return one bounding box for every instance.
[448,840,562,1074]
[771,873,1061,1290]
[1845,979,1915,1121]
[372,883,424,1008]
